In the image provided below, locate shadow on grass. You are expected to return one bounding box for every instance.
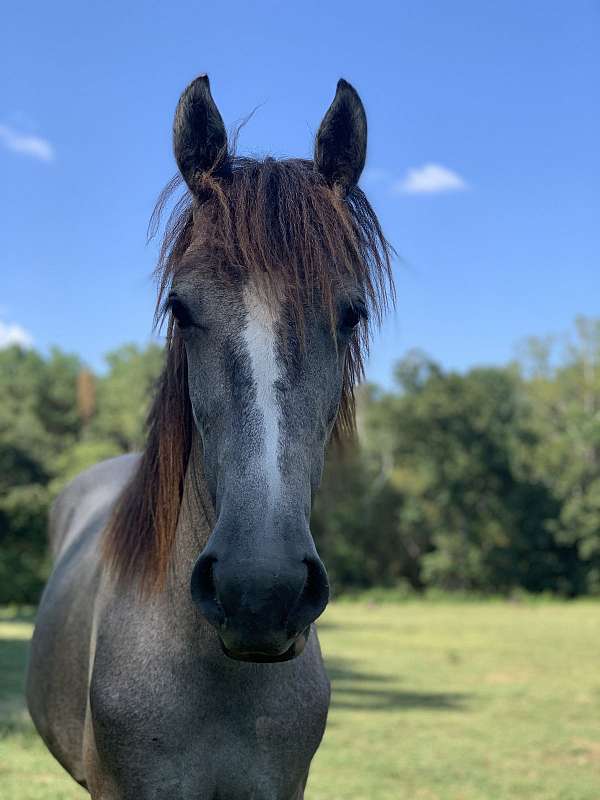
[0,636,33,737]
[0,606,36,623]
[1,618,468,728]
[325,657,470,712]
[0,637,29,701]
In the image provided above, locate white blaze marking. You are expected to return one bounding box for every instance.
[242,285,282,499]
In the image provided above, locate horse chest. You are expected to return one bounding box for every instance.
[88,624,330,799]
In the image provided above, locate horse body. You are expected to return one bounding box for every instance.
[28,450,330,799]
[27,74,392,798]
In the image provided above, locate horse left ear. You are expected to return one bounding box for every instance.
[173,74,229,195]
[314,79,367,195]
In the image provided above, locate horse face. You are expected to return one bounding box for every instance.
[171,268,367,661]
[169,76,372,662]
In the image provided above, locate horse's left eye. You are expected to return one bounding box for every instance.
[339,302,366,332]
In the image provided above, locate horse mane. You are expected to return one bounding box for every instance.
[103,156,394,593]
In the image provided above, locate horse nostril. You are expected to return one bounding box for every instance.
[304,556,329,612]
[287,555,330,638]
[190,553,225,628]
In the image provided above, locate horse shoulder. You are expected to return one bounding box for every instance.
[48,453,142,561]
[26,453,141,787]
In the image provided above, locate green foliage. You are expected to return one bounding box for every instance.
[0,484,50,605]
[516,316,600,592]
[0,346,83,603]
[90,343,164,451]
[313,318,600,597]
[0,343,164,603]
[1,316,599,603]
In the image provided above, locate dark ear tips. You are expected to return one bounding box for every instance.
[314,78,367,195]
[335,77,354,94]
[173,74,229,194]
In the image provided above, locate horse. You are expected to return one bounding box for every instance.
[26,74,393,799]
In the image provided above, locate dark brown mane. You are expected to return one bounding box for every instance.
[103,157,394,592]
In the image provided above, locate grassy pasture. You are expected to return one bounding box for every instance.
[1,601,599,799]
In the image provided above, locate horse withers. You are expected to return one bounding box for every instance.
[26,75,393,799]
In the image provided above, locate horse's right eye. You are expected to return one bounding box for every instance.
[169,298,194,329]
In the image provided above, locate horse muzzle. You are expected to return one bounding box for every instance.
[190,551,329,663]
[218,626,311,663]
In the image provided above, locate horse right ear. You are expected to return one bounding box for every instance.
[173,74,229,194]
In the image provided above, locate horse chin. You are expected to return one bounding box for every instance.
[219,627,310,663]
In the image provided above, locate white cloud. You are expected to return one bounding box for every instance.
[0,123,55,163]
[392,163,467,195]
[0,320,34,349]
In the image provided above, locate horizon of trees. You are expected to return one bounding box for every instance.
[1,317,599,603]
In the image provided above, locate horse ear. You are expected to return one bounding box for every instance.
[173,74,228,194]
[314,79,367,195]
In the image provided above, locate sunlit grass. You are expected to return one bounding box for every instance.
[2,601,600,799]
[0,613,86,800]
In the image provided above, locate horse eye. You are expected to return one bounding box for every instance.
[339,302,366,332]
[169,298,194,329]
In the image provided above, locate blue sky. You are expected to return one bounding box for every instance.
[1,1,598,386]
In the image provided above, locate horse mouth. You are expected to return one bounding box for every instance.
[218,627,310,663]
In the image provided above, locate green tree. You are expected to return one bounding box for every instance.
[518,316,600,593]
[91,343,164,451]
[0,346,82,602]
[0,342,163,603]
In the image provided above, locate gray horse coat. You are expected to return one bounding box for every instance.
[27,451,330,799]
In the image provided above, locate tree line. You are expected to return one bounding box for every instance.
[1,317,599,603]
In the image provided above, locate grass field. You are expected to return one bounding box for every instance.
[1,600,600,799]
